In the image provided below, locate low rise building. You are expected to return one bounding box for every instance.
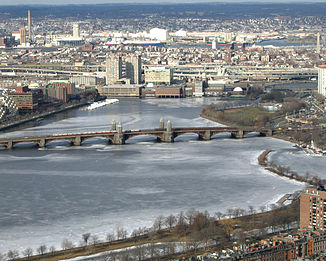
[98,85,142,97]
[8,85,43,112]
[145,67,173,85]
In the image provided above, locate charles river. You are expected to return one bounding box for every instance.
[0,98,325,253]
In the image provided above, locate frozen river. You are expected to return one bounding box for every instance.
[0,98,319,253]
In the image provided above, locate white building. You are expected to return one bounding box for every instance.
[175,30,187,37]
[318,65,326,96]
[73,23,80,38]
[149,28,168,41]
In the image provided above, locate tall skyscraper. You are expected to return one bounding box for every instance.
[318,65,326,96]
[19,26,26,45]
[125,54,142,84]
[300,185,326,231]
[317,32,321,54]
[106,55,122,85]
[73,23,80,38]
[28,10,31,42]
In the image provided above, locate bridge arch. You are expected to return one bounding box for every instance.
[174,132,200,141]
[45,139,74,147]
[125,134,162,143]
[80,136,112,145]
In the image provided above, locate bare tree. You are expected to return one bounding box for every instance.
[132,244,145,261]
[259,205,266,213]
[116,225,128,240]
[36,245,47,255]
[165,214,177,231]
[187,230,202,252]
[7,250,19,260]
[146,242,158,260]
[106,232,115,242]
[226,208,234,218]
[186,208,198,226]
[153,215,165,232]
[49,246,56,255]
[82,233,91,246]
[22,248,33,258]
[214,211,224,220]
[61,238,74,250]
[90,235,100,246]
[248,205,256,215]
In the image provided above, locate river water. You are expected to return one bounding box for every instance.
[0,98,322,253]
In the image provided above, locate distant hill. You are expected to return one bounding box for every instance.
[1,2,326,19]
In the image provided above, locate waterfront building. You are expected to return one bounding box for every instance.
[193,80,205,97]
[106,55,123,85]
[125,54,142,84]
[318,65,326,97]
[8,86,43,112]
[42,83,68,103]
[155,85,185,98]
[98,85,142,97]
[48,80,76,98]
[300,185,326,231]
[145,67,173,85]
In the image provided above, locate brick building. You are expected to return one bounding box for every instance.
[8,86,43,112]
[300,185,326,231]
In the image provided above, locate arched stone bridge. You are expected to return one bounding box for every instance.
[0,120,276,150]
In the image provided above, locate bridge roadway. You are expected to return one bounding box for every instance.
[0,125,275,150]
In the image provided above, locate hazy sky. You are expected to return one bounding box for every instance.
[1,0,326,5]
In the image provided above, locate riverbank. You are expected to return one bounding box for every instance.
[0,101,89,132]
[257,149,320,186]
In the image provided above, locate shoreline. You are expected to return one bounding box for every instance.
[257,149,318,186]
[0,101,89,132]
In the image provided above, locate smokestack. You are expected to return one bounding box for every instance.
[28,10,31,42]
[317,32,321,54]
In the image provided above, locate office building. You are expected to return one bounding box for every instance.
[317,32,321,54]
[98,85,141,97]
[73,23,80,38]
[300,185,326,231]
[8,86,43,112]
[318,65,326,96]
[19,26,26,45]
[125,54,142,84]
[106,55,123,85]
[145,67,173,85]
[28,10,31,42]
[42,84,68,103]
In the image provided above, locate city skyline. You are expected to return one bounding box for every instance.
[0,0,326,5]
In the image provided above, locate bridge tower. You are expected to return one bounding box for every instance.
[162,120,174,142]
[111,120,116,131]
[113,122,125,145]
[159,117,164,129]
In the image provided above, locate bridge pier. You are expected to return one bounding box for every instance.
[38,138,46,148]
[111,120,116,131]
[112,123,126,145]
[232,130,244,139]
[73,136,81,146]
[267,129,273,137]
[7,140,13,149]
[199,130,211,140]
[160,118,164,129]
[161,120,174,142]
